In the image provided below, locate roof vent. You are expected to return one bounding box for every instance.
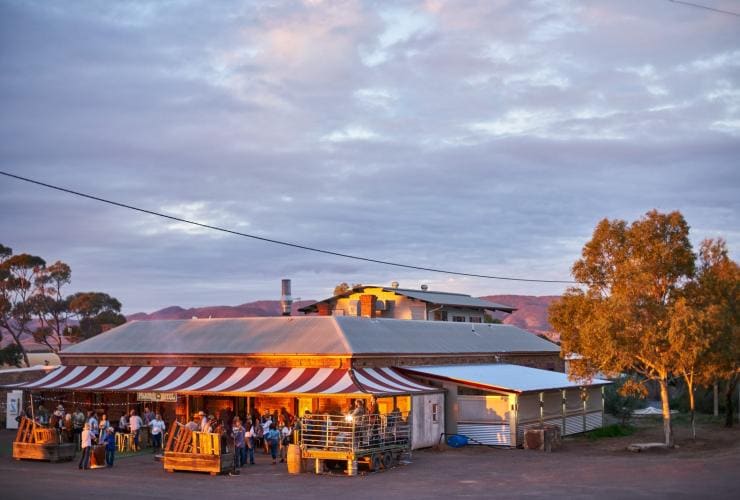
[391,281,399,289]
[421,284,428,291]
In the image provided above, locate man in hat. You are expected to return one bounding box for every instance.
[102,427,116,467]
[198,411,209,433]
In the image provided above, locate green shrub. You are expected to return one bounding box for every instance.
[586,424,635,440]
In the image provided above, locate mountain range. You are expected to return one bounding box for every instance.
[128,295,561,342]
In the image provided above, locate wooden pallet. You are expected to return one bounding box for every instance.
[162,422,231,475]
[13,417,75,462]
[163,451,234,475]
[13,442,76,462]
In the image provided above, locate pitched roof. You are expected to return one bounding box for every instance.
[401,364,611,393]
[298,285,516,313]
[60,316,559,357]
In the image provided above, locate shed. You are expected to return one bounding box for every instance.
[401,364,611,447]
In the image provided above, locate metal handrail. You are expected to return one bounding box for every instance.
[299,412,410,454]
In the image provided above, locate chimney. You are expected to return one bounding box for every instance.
[280,278,293,316]
[421,284,428,291]
[391,281,399,289]
[360,294,377,318]
[316,302,332,316]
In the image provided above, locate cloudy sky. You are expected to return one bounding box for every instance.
[1,0,738,314]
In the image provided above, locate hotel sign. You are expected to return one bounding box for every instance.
[137,392,177,402]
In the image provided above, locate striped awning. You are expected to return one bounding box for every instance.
[14,365,435,395]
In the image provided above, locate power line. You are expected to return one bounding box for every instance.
[0,170,577,284]
[668,0,740,17]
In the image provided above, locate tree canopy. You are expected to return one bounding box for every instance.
[550,210,738,445]
[0,244,126,365]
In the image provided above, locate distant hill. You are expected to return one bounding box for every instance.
[482,295,561,342]
[127,300,316,321]
[128,295,561,341]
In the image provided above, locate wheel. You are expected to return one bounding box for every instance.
[370,453,381,471]
[381,451,392,469]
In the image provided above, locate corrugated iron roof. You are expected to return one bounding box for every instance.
[298,286,516,313]
[61,316,559,356]
[401,364,611,393]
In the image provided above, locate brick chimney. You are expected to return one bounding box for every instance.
[360,294,377,318]
[316,302,332,316]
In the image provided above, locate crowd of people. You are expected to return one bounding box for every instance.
[18,403,167,470]
[183,406,297,468]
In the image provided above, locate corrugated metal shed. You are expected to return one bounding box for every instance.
[401,364,611,393]
[60,316,559,356]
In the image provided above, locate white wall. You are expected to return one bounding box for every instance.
[410,393,445,449]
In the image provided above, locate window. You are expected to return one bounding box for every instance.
[470,316,482,323]
[432,403,440,422]
[433,310,448,321]
[452,315,466,322]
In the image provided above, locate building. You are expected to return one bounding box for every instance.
[299,283,516,322]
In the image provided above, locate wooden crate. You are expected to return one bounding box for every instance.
[12,416,75,462]
[13,442,76,462]
[163,451,234,475]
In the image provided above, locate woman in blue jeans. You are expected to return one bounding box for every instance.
[232,418,246,468]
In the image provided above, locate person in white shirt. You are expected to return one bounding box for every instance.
[129,409,143,451]
[78,423,93,469]
[148,413,166,451]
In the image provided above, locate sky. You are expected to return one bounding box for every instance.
[0,0,738,314]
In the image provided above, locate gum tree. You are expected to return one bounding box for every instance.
[550,210,695,447]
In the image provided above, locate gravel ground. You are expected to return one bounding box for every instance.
[1,418,739,499]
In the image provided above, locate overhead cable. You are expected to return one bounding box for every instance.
[0,170,577,284]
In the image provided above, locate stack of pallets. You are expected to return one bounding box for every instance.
[13,417,76,462]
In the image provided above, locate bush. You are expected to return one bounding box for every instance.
[604,376,646,423]
[586,424,635,440]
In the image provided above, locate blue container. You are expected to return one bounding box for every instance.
[446,434,468,448]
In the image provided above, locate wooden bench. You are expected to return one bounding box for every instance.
[12,417,75,462]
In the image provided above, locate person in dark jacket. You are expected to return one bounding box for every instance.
[102,427,116,467]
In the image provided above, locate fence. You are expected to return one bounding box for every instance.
[300,412,409,455]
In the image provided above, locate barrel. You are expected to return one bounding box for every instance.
[287,444,303,474]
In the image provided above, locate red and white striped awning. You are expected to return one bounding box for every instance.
[15,365,435,395]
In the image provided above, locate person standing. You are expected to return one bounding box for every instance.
[78,423,93,470]
[232,417,246,468]
[266,423,280,465]
[118,412,128,433]
[279,419,291,463]
[102,427,116,467]
[149,413,166,451]
[87,410,98,434]
[72,408,85,447]
[129,409,143,451]
[245,419,256,465]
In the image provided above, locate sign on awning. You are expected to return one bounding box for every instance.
[137,392,177,402]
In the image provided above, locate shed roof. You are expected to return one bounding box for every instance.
[60,316,559,356]
[401,364,611,393]
[298,286,516,313]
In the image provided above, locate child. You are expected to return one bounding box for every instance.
[102,427,116,467]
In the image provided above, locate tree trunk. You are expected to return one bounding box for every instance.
[659,378,674,447]
[713,382,719,417]
[688,384,696,440]
[725,375,738,428]
[683,373,696,440]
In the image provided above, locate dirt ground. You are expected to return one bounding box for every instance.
[1,417,739,499]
